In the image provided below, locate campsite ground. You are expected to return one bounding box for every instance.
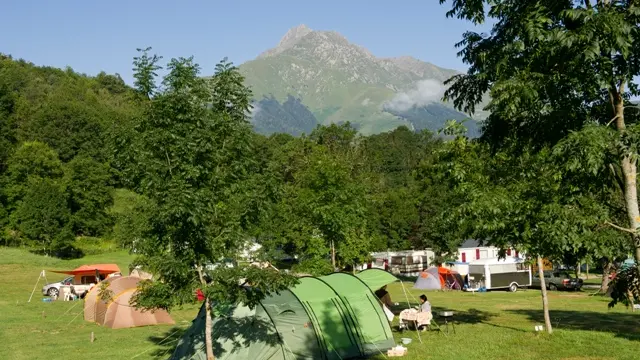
[1,247,638,360]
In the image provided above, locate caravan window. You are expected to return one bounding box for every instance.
[469,265,485,274]
[391,256,404,265]
[516,263,528,271]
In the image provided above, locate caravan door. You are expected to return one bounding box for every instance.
[467,264,488,289]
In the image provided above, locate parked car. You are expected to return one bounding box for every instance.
[42,276,73,297]
[532,270,583,291]
[42,274,101,297]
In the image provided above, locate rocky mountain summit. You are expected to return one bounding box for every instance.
[240,24,482,136]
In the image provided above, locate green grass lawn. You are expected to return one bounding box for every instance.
[582,276,604,286]
[1,247,639,360]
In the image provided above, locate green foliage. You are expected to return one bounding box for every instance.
[132,47,162,99]
[439,0,640,308]
[11,178,70,253]
[98,281,115,302]
[126,50,296,312]
[258,126,373,271]
[0,55,141,256]
[51,226,80,259]
[440,0,640,148]
[423,122,623,265]
[608,264,640,309]
[3,141,63,210]
[63,155,113,236]
[108,189,154,249]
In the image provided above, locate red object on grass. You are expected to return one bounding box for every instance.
[196,289,205,302]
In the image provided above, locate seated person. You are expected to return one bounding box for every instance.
[419,294,431,313]
[375,285,394,308]
[417,294,432,331]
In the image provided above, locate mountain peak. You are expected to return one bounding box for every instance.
[278,24,312,47]
[258,24,313,58]
[241,25,484,136]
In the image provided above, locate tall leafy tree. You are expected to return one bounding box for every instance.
[258,136,372,273]
[439,0,640,303]
[2,141,63,211]
[427,122,619,333]
[127,49,295,360]
[11,178,71,254]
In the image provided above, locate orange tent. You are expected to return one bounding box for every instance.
[437,266,464,289]
[50,264,121,286]
[51,264,121,276]
[84,275,174,329]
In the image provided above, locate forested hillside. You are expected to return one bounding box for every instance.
[0,54,448,264]
[0,54,143,255]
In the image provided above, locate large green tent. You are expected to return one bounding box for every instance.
[355,268,399,291]
[170,270,396,360]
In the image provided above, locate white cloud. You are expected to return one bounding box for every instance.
[247,103,261,118]
[383,79,445,112]
[361,98,371,106]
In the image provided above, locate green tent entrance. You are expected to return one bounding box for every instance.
[170,270,396,360]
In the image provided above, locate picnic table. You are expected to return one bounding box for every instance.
[399,308,432,328]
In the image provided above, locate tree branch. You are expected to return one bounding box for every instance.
[608,87,617,114]
[607,114,620,126]
[609,163,625,195]
[165,150,172,175]
[584,0,592,9]
[605,221,637,234]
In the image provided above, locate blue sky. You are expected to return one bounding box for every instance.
[0,0,490,84]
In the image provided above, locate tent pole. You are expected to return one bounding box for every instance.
[28,270,44,303]
[399,281,422,344]
[399,281,411,309]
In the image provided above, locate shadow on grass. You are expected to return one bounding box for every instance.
[431,307,496,325]
[507,309,640,341]
[29,247,84,259]
[147,326,187,358]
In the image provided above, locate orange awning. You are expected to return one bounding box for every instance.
[50,264,121,276]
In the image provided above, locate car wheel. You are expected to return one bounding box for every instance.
[509,283,518,292]
[549,283,557,291]
[47,288,59,297]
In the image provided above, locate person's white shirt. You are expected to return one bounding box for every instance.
[420,301,431,313]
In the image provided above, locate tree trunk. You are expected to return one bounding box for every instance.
[197,266,215,360]
[601,260,612,294]
[612,83,640,267]
[621,154,640,264]
[537,256,553,334]
[204,297,215,360]
[586,262,589,280]
[577,262,581,278]
[331,240,336,271]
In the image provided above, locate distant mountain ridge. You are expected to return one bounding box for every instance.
[240,25,484,136]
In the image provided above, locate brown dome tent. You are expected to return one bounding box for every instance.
[83,275,174,329]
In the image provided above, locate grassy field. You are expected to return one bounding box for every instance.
[1,247,639,360]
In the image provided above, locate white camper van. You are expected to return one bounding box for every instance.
[365,250,436,276]
[467,257,531,292]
